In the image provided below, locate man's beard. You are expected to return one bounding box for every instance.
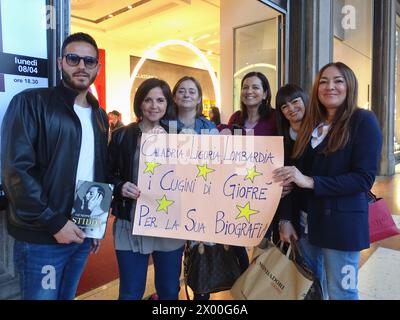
[61,68,96,92]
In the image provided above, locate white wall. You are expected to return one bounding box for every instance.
[334,39,372,109]
[341,0,372,58]
[333,0,373,109]
[220,0,279,123]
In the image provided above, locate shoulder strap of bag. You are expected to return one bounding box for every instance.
[368,190,377,202]
[183,241,210,300]
[251,239,274,262]
[183,240,194,300]
[184,282,191,301]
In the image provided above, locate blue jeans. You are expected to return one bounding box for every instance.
[14,239,92,300]
[193,246,249,301]
[116,246,184,300]
[297,233,360,300]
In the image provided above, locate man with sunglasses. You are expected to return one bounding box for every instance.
[1,33,109,300]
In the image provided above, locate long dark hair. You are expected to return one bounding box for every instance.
[293,62,358,159]
[236,72,272,127]
[209,106,221,125]
[275,84,309,155]
[172,76,204,118]
[133,78,176,122]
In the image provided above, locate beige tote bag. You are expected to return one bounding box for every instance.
[231,240,313,300]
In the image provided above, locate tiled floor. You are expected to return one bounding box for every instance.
[77,172,400,300]
[76,257,236,300]
[358,247,400,300]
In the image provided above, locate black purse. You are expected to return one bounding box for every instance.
[287,241,324,300]
[184,241,241,298]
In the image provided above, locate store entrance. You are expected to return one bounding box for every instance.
[70,0,286,297]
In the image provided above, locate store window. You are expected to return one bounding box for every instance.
[233,18,280,111]
[333,0,372,110]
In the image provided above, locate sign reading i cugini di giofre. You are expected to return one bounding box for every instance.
[133,133,283,246]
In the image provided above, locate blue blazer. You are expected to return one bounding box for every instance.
[296,109,382,251]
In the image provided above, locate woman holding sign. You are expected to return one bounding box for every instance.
[273,62,382,299]
[274,84,309,243]
[170,76,221,300]
[109,78,185,300]
[227,71,277,136]
[226,71,278,274]
[169,76,218,134]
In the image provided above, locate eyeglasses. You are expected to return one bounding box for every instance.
[63,53,98,69]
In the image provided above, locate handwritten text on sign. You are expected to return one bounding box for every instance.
[133,134,283,246]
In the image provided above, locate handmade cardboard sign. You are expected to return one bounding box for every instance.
[133,133,283,246]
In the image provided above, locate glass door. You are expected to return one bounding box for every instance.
[233,10,285,111]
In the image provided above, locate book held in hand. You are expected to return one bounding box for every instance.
[71,180,114,239]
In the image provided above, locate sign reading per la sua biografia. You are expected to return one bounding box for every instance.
[133,133,283,246]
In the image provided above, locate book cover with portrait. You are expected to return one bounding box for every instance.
[71,180,114,239]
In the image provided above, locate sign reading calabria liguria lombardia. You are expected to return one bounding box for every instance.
[133,133,283,246]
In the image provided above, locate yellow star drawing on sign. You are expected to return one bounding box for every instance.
[236,202,259,223]
[156,195,174,214]
[144,162,161,175]
[245,165,263,183]
[196,164,215,181]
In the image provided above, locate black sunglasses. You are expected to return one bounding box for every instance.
[63,53,98,69]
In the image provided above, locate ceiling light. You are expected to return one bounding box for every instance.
[195,34,210,41]
[234,63,277,78]
[73,0,152,24]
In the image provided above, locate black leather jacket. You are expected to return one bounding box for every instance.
[108,123,141,221]
[1,82,109,243]
[108,122,172,221]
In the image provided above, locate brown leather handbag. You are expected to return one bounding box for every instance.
[184,241,241,299]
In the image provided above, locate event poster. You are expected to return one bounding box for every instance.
[0,0,49,131]
[133,133,284,247]
[0,0,49,178]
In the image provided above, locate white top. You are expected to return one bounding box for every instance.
[289,127,298,141]
[300,211,309,235]
[299,122,331,234]
[311,122,330,149]
[74,104,94,184]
